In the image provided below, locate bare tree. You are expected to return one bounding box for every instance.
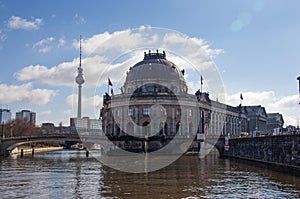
[2,119,38,137]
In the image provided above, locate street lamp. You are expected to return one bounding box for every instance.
[1,122,5,140]
[247,118,250,134]
[10,123,14,137]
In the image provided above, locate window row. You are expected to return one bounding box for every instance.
[115,107,192,117]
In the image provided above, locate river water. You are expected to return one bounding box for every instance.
[0,150,300,199]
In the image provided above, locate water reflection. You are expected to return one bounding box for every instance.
[102,150,300,198]
[0,150,300,198]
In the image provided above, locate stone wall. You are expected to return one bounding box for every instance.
[223,135,300,168]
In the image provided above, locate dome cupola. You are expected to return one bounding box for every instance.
[123,50,188,95]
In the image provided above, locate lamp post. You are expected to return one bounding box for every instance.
[10,123,14,137]
[1,122,5,140]
[247,118,250,134]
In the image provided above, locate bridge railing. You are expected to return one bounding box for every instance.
[1,133,81,141]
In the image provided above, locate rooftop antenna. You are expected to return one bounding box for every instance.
[79,35,82,69]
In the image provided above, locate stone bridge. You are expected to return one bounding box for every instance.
[0,133,226,157]
[0,133,108,156]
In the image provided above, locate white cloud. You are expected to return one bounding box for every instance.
[30,36,66,53]
[58,37,66,47]
[0,29,7,42]
[63,109,72,115]
[66,94,103,118]
[39,110,52,116]
[33,37,54,47]
[7,16,43,30]
[32,37,55,53]
[73,32,112,55]
[73,27,157,56]
[73,14,86,25]
[0,29,7,49]
[17,27,223,88]
[162,32,224,68]
[0,83,57,105]
[268,95,299,110]
[14,55,109,87]
[15,63,75,86]
[225,91,275,107]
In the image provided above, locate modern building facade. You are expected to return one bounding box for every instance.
[16,110,36,125]
[70,117,101,132]
[0,109,11,124]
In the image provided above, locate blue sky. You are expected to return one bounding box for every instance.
[0,0,299,126]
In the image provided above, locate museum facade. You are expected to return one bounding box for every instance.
[100,51,282,152]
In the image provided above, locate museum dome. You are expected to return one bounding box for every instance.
[123,50,188,94]
[126,50,185,82]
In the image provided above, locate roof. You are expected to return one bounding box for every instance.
[243,105,267,118]
[125,51,185,83]
[267,113,284,124]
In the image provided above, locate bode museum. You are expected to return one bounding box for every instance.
[100,50,284,153]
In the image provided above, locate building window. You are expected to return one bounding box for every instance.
[143,107,150,115]
[189,109,193,117]
[128,108,133,116]
[146,86,154,92]
[161,107,167,115]
[176,109,181,116]
[115,110,120,117]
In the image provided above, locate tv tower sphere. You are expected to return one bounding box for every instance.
[76,67,85,84]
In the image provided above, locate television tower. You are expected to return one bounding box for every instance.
[75,36,85,118]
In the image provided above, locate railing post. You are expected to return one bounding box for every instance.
[32,146,34,156]
[20,149,24,157]
[1,123,5,140]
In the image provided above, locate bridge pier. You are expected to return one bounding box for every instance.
[86,148,89,157]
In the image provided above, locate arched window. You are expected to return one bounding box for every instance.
[176,122,181,135]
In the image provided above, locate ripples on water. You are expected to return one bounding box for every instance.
[0,150,300,199]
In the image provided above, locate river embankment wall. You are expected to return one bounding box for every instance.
[222,135,300,175]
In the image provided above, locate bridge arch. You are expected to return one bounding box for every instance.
[0,134,82,156]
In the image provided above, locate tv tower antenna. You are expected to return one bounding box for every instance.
[297,76,300,105]
[75,35,85,118]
